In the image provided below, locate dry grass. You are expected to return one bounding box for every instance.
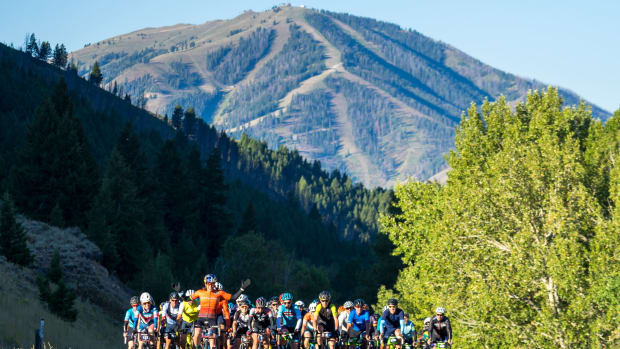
[0,259,123,349]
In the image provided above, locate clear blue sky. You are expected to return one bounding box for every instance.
[1,0,618,113]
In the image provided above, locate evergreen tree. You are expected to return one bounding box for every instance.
[25,33,38,57]
[171,105,183,129]
[52,43,68,68]
[37,41,51,61]
[154,140,187,241]
[0,192,32,266]
[183,107,197,136]
[66,57,78,75]
[238,202,257,234]
[47,249,63,283]
[11,79,99,227]
[89,61,103,86]
[112,81,118,96]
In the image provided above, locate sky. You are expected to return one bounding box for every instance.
[1,0,618,113]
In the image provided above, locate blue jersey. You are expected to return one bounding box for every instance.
[381,309,404,335]
[277,304,302,329]
[402,320,416,338]
[347,309,370,332]
[137,305,158,331]
[124,307,140,329]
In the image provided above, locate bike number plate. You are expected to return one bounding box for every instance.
[140,334,150,341]
[437,343,447,348]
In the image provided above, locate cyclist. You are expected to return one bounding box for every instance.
[276,292,302,349]
[232,296,252,349]
[401,313,415,347]
[214,282,231,349]
[338,301,353,340]
[379,299,404,349]
[429,307,451,347]
[269,297,280,335]
[296,301,306,317]
[312,291,338,349]
[346,299,371,348]
[161,292,182,349]
[137,292,158,349]
[300,302,317,349]
[192,274,249,349]
[416,318,431,349]
[124,296,140,349]
[250,297,274,349]
[177,289,199,349]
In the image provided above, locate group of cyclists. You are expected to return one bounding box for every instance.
[123,274,453,349]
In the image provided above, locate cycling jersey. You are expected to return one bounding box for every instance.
[161,301,181,331]
[192,289,232,319]
[234,310,252,329]
[338,310,350,332]
[315,303,338,325]
[277,304,302,330]
[402,320,416,341]
[302,312,314,331]
[250,308,274,331]
[137,305,158,331]
[380,309,404,336]
[125,307,140,329]
[429,316,452,343]
[347,309,370,333]
[179,300,199,323]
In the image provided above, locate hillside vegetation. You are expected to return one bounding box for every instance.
[70,5,610,187]
[379,90,619,348]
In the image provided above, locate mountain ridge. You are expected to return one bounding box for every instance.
[70,5,611,187]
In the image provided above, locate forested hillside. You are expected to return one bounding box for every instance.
[0,43,399,305]
[378,89,619,348]
[70,5,610,187]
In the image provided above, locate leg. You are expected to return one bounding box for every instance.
[193,326,201,348]
[252,333,259,349]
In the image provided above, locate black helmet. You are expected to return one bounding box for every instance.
[256,297,267,307]
[353,299,365,307]
[130,296,139,305]
[387,298,398,306]
[318,291,331,302]
[169,292,180,301]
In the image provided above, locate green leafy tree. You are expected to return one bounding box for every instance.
[89,61,103,86]
[0,192,32,266]
[380,89,618,347]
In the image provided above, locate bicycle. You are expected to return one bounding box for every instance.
[280,328,298,349]
[385,336,401,349]
[238,333,252,349]
[136,331,156,349]
[431,341,449,349]
[346,332,366,349]
[317,332,334,349]
[200,325,221,349]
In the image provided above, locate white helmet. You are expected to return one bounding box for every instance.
[383,305,389,313]
[343,300,353,309]
[214,282,223,291]
[185,289,195,298]
[295,300,305,308]
[237,294,250,304]
[435,307,445,315]
[424,317,431,325]
[140,292,153,304]
[309,302,317,312]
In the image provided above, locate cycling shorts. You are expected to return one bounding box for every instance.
[218,315,225,325]
[179,320,194,333]
[318,323,337,337]
[195,317,218,329]
[235,327,249,338]
[126,327,136,339]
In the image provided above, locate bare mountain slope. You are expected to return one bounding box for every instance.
[71,5,610,187]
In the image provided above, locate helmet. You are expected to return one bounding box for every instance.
[318,291,331,302]
[256,297,267,307]
[387,298,398,306]
[281,293,293,301]
[214,282,223,291]
[309,302,317,312]
[424,317,431,325]
[185,289,195,298]
[295,300,305,308]
[204,274,217,284]
[383,305,389,313]
[140,292,153,304]
[169,292,180,301]
[353,299,364,307]
[237,294,250,304]
[435,307,445,315]
[269,296,279,306]
[228,302,235,311]
[343,301,353,309]
[130,296,139,305]
[404,312,409,318]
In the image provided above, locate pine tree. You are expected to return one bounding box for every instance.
[89,61,103,86]
[47,249,63,283]
[0,192,32,266]
[37,41,51,61]
[154,140,187,241]
[238,202,257,235]
[171,105,183,129]
[52,44,68,68]
[183,107,197,136]
[11,79,99,227]
[25,33,38,57]
[203,147,232,258]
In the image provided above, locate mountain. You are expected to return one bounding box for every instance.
[69,5,611,187]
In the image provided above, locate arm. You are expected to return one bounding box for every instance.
[177,302,185,324]
[295,307,302,331]
[331,306,339,330]
[445,318,452,341]
[276,306,283,330]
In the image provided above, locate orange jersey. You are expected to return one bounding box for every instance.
[192,289,231,319]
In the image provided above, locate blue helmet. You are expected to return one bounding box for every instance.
[281,292,293,301]
[204,274,217,284]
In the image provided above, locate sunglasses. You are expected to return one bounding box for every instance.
[388,306,396,309]
[283,301,292,304]
[320,300,329,303]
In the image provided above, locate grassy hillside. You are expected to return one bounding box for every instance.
[70,5,611,187]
